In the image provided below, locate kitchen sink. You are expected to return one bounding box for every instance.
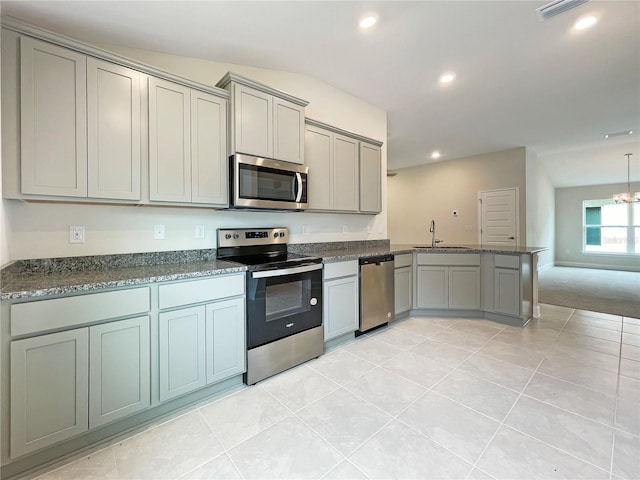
[413,245,471,249]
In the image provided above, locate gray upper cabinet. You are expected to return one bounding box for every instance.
[20,38,143,201]
[20,37,87,197]
[148,77,192,203]
[89,316,151,429]
[87,58,141,200]
[273,97,305,165]
[333,134,359,212]
[191,89,228,205]
[305,125,358,212]
[305,119,383,214]
[233,83,273,158]
[10,328,89,458]
[218,72,308,165]
[359,142,382,214]
[149,77,228,206]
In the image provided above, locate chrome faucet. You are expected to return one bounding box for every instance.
[429,219,442,248]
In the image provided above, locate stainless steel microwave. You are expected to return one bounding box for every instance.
[230,154,309,210]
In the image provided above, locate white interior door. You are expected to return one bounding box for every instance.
[479,188,518,246]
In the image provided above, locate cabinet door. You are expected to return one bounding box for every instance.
[10,329,89,457]
[304,126,333,210]
[87,58,141,200]
[273,97,304,164]
[191,90,228,205]
[148,77,191,202]
[394,266,412,315]
[234,84,272,158]
[416,266,449,309]
[359,142,381,214]
[333,134,359,212]
[159,306,206,401]
[495,268,520,316]
[89,316,150,428]
[20,37,87,197]
[449,267,481,310]
[205,298,246,384]
[323,276,359,341]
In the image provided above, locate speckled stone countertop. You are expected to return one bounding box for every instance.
[292,241,546,263]
[1,250,246,301]
[1,242,546,301]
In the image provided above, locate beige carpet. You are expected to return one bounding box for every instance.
[539,266,640,318]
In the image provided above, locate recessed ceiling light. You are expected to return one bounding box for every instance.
[439,73,456,84]
[574,15,597,30]
[431,151,441,159]
[359,16,377,28]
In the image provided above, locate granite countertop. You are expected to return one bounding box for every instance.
[1,242,546,300]
[1,256,246,301]
[315,244,546,262]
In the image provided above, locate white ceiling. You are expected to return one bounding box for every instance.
[2,0,639,186]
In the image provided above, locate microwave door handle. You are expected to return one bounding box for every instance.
[295,172,303,203]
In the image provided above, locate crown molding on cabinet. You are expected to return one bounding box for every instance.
[305,118,383,147]
[1,15,230,99]
[216,71,309,107]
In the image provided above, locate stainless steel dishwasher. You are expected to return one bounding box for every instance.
[358,254,395,334]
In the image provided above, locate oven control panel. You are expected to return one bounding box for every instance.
[218,228,288,247]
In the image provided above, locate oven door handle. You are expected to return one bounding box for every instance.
[251,263,322,279]
[294,172,303,203]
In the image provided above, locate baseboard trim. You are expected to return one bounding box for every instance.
[554,261,640,272]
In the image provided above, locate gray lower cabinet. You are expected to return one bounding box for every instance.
[416,266,449,309]
[323,260,359,341]
[394,267,412,315]
[10,329,89,458]
[495,268,520,316]
[159,296,246,402]
[89,316,151,428]
[493,254,521,317]
[415,254,481,310]
[158,306,207,402]
[10,315,151,457]
[205,298,245,384]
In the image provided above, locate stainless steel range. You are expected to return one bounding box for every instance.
[217,227,323,384]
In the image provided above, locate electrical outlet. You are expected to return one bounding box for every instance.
[69,225,85,244]
[302,224,309,236]
[154,224,165,240]
[342,224,348,235]
[195,224,205,239]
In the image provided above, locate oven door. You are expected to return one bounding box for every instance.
[246,263,322,349]
[232,154,308,210]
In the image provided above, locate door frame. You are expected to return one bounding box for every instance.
[477,187,520,245]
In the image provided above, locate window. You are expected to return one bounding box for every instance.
[583,199,639,255]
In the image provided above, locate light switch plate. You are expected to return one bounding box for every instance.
[195,224,205,239]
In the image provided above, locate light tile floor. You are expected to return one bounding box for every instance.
[34,304,640,480]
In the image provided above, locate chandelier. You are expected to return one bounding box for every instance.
[613,153,640,203]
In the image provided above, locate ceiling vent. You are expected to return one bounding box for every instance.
[536,0,589,21]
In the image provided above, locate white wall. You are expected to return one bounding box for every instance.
[555,182,640,271]
[388,148,526,245]
[525,148,555,270]
[1,42,387,261]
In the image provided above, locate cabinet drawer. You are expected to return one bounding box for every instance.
[394,253,412,268]
[495,254,520,269]
[11,287,151,337]
[159,274,245,310]
[416,253,480,266]
[323,260,358,280]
